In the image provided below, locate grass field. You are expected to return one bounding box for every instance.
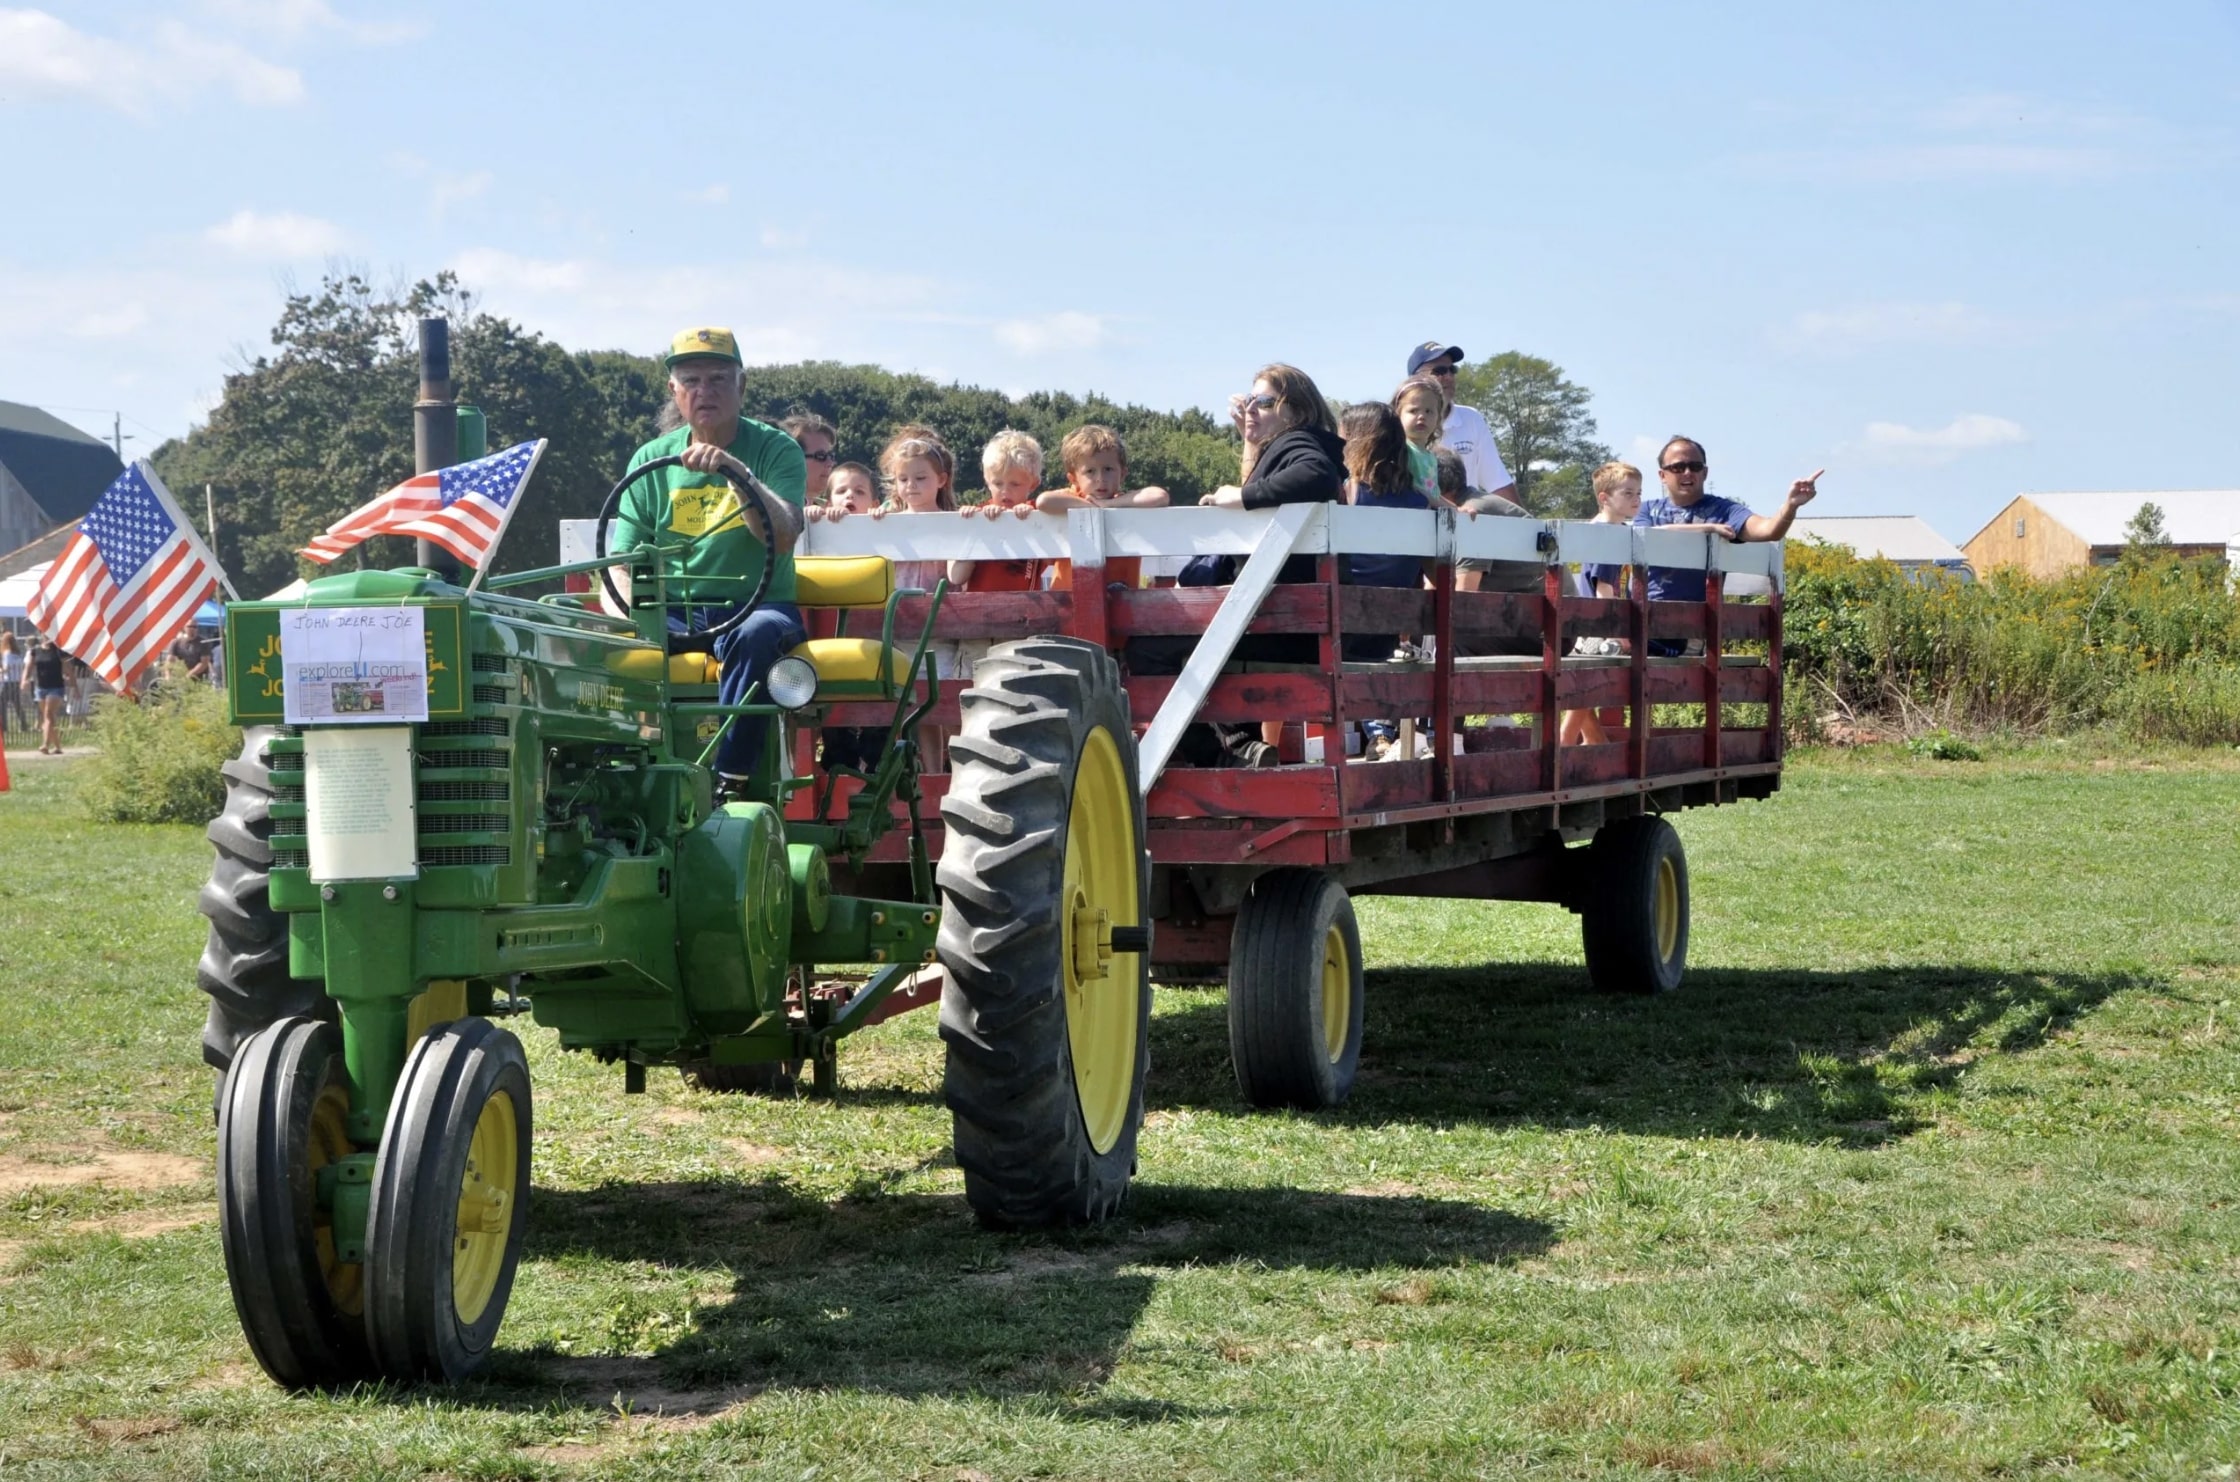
[2,741,2237,1480]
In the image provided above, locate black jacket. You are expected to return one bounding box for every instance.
[1240,424,1346,584]
[1240,425,1346,510]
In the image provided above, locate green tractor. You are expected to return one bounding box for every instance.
[196,458,1151,1387]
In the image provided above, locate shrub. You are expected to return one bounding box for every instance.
[80,680,241,824]
[1782,542,2240,740]
[1905,731,1982,762]
[2113,658,2240,747]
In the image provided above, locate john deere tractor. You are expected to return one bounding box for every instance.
[196,458,1150,1387]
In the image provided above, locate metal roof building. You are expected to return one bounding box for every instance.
[1788,515,1969,571]
[0,401,126,560]
[1963,490,2240,579]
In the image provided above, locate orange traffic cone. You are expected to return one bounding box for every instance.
[0,734,11,793]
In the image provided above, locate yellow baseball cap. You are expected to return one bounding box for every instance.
[664,326,742,367]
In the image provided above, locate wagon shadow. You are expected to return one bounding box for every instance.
[1147,963,2137,1145]
[486,1179,1550,1413]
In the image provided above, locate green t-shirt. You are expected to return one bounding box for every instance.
[1406,442,1440,500]
[615,418,807,606]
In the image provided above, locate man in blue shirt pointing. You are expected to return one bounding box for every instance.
[1636,434,1821,605]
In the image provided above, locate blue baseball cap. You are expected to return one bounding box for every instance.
[1406,341,1464,375]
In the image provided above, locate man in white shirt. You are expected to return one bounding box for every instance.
[1406,341,1519,503]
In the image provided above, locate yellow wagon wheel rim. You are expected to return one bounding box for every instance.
[1320,921,1352,1064]
[1062,727,1140,1155]
[451,1086,518,1325]
[1654,855,1680,963]
[307,1080,363,1317]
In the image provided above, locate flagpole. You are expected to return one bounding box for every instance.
[139,461,240,602]
[465,439,548,593]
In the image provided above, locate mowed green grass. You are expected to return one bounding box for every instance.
[1,742,2237,1480]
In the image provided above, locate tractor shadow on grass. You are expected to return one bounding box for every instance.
[500,1178,1551,1413]
[1147,962,2140,1145]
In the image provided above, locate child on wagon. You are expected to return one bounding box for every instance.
[1037,424,1169,593]
[1339,402,1433,759]
[1560,460,1645,746]
[949,430,1044,593]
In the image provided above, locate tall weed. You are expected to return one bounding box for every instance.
[1782,542,2240,741]
[80,680,241,823]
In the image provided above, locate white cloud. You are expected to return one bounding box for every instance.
[195,0,424,45]
[444,247,939,362]
[1776,301,2010,354]
[0,8,305,113]
[204,208,347,258]
[993,310,1110,356]
[1849,414,2027,467]
[430,169,492,217]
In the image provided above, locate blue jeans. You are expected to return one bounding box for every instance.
[670,602,806,779]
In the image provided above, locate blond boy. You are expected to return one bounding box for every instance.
[1037,424,1168,591]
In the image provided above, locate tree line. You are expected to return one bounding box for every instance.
[153,272,1613,599]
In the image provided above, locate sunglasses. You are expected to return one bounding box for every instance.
[1661,460,1708,475]
[1422,363,1458,377]
[1237,393,1281,412]
[802,449,837,463]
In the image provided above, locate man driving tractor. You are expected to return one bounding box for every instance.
[608,326,809,787]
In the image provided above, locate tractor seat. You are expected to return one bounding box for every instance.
[788,637,916,695]
[794,555,893,608]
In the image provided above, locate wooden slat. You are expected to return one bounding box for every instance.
[1147,764,1341,821]
[1453,748,1542,799]
[1339,757,1435,814]
[1109,585,1332,638]
[1719,667,1774,704]
[1564,742,1631,787]
[1337,584,1433,633]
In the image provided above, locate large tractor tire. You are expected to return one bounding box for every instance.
[199,726,331,1073]
[217,1016,370,1389]
[1228,869,1365,1110]
[1580,815,1689,995]
[363,1018,532,1382]
[937,638,1150,1228]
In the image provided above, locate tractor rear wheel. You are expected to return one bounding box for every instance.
[217,1017,370,1389]
[1580,815,1689,994]
[363,1018,532,1382]
[1228,869,1365,1110]
[198,726,332,1074]
[937,638,1150,1228]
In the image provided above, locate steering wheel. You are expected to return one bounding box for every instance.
[595,454,779,649]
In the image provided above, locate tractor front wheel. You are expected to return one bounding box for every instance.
[217,1017,370,1389]
[363,1018,532,1382]
[937,638,1150,1227]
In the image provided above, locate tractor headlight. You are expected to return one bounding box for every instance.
[766,655,819,711]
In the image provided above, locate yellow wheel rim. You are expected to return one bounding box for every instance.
[451,1086,518,1325]
[307,1080,362,1317]
[1062,727,1140,1156]
[1654,855,1680,963]
[1320,921,1351,1064]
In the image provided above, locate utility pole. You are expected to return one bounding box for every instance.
[111,413,132,463]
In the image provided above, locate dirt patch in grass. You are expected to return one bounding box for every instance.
[535,1354,762,1422]
[67,1206,215,1241]
[1616,1436,1779,1474]
[0,1150,203,1195]
[71,1413,183,1445]
[721,1140,788,1165]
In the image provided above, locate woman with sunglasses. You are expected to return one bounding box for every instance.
[782,412,840,505]
[1205,364,1347,583]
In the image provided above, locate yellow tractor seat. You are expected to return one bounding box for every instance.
[789,637,917,696]
[794,555,893,608]
[607,649,723,685]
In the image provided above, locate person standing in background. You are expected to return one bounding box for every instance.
[0,632,27,738]
[1406,342,1518,504]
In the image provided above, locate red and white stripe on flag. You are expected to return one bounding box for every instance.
[26,464,220,696]
[299,440,544,568]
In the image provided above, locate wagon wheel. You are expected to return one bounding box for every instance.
[363,1018,533,1382]
[1228,869,1366,1110]
[198,726,335,1076]
[1580,815,1689,994]
[937,637,1151,1227]
[217,1017,372,1388]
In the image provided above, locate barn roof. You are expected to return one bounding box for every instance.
[1983,490,2240,548]
[0,400,125,526]
[1789,515,1967,565]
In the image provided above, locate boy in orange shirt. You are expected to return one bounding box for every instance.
[1037,424,1168,591]
[948,430,1045,592]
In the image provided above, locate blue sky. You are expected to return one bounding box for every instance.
[1,0,2234,546]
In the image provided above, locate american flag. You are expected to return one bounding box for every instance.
[27,462,226,696]
[301,438,546,569]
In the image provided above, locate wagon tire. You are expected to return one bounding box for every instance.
[363,1018,532,1383]
[1580,815,1688,995]
[1228,869,1365,1110]
[217,1016,372,1390]
[937,637,1150,1228]
[198,726,331,1075]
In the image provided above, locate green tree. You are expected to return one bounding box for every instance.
[2123,501,2170,549]
[1451,352,1613,517]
